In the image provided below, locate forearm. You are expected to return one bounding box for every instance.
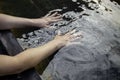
[0,12,62,30]
[16,39,60,70]
[0,14,34,30]
[0,39,61,76]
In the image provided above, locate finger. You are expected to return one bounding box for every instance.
[42,24,50,28]
[53,15,63,19]
[57,30,62,35]
[54,18,63,22]
[66,29,76,35]
[49,9,62,13]
[71,35,83,41]
[56,14,62,16]
[70,29,76,35]
[68,31,82,37]
[45,25,50,27]
[69,36,82,42]
[49,19,63,23]
[51,12,58,17]
[71,32,83,40]
[73,32,82,37]
[45,11,52,17]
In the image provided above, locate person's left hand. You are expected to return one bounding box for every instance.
[32,12,62,27]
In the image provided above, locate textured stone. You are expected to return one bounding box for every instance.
[17,0,120,80]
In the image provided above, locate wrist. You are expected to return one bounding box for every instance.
[52,39,65,49]
[29,19,43,27]
[27,19,36,27]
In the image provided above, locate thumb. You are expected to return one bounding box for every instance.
[44,24,50,28]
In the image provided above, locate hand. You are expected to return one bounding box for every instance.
[32,12,62,27]
[53,30,82,48]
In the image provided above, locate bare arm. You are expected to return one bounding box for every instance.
[0,14,33,30]
[0,31,82,76]
[0,12,62,30]
[0,39,61,76]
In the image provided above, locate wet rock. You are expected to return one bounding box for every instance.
[17,0,120,80]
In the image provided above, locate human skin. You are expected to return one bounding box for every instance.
[0,13,82,76]
[0,12,62,30]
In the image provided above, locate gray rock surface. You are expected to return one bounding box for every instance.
[18,0,120,80]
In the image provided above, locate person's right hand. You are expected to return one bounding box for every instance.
[53,30,82,49]
[31,12,62,28]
